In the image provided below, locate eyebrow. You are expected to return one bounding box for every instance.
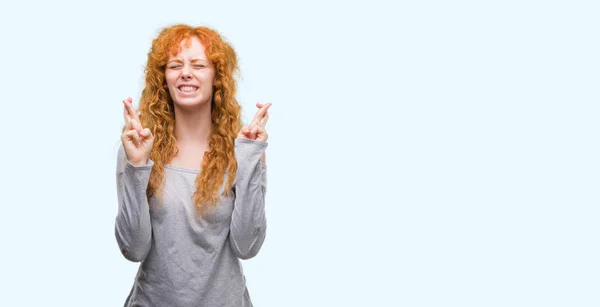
[167,58,209,64]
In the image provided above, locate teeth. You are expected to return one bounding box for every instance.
[179,86,198,92]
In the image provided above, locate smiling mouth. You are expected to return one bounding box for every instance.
[178,85,199,93]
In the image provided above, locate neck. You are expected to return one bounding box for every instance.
[173,102,212,146]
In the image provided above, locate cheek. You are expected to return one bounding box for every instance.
[204,69,216,84]
[165,72,177,87]
[196,72,215,87]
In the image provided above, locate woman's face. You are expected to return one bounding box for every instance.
[165,36,216,109]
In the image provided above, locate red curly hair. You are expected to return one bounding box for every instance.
[137,24,242,215]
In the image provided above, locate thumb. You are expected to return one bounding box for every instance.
[255,125,268,141]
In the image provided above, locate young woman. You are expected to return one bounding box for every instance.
[115,24,271,306]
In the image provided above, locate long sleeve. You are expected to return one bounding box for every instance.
[114,144,154,262]
[229,138,268,260]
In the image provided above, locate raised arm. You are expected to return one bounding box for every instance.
[114,97,155,262]
[229,102,271,259]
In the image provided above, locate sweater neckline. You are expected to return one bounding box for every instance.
[165,164,201,174]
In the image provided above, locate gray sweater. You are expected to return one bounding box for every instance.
[115,138,268,307]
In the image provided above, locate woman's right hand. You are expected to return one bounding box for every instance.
[121,97,154,166]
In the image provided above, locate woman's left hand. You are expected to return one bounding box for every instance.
[238,102,271,142]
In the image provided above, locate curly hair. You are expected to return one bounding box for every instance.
[137,24,241,216]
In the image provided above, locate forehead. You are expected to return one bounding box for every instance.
[169,36,207,60]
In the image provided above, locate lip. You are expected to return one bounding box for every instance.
[178,83,199,88]
[177,84,199,96]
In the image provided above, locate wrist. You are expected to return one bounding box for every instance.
[128,158,148,167]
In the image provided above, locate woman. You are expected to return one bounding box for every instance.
[115,24,271,306]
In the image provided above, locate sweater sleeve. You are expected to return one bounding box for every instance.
[229,138,268,260]
[114,144,154,262]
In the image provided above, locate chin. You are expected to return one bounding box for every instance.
[174,97,211,108]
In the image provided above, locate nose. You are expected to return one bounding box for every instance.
[181,65,192,80]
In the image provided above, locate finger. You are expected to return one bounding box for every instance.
[256,101,272,108]
[243,127,251,136]
[123,104,131,122]
[255,125,268,141]
[124,129,141,146]
[251,124,259,139]
[140,128,153,139]
[251,102,272,126]
[131,130,141,145]
[251,103,271,125]
[258,111,269,127]
[123,98,140,122]
[123,99,133,122]
[125,117,133,131]
[130,118,143,134]
[238,125,250,137]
